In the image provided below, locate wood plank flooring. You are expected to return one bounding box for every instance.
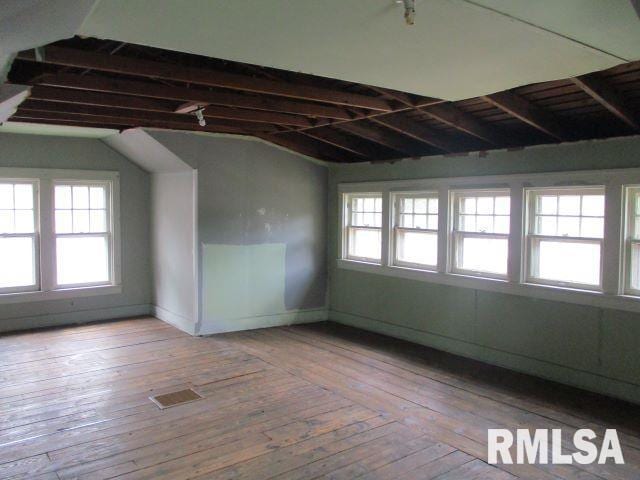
[1,317,639,479]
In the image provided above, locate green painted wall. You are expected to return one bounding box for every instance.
[328,137,640,404]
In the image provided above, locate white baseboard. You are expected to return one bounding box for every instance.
[197,307,328,335]
[331,310,640,406]
[153,304,196,335]
[0,304,152,334]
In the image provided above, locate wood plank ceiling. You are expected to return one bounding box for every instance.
[6,37,640,163]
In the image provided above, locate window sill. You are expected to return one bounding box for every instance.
[0,285,122,304]
[336,259,640,314]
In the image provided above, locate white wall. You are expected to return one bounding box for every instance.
[151,170,198,334]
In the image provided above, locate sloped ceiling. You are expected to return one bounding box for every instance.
[78,0,640,101]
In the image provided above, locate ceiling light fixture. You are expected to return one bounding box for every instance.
[194,107,206,127]
[402,0,415,25]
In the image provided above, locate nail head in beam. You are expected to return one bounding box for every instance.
[571,74,640,132]
[18,47,393,111]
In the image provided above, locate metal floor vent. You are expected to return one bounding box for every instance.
[150,388,203,409]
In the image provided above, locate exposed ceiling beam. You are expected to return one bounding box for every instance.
[256,132,361,163]
[32,74,355,120]
[571,74,640,132]
[13,110,258,136]
[422,102,508,146]
[369,116,457,153]
[17,101,279,133]
[302,128,395,160]
[19,98,300,129]
[481,91,572,141]
[334,122,425,157]
[18,47,393,111]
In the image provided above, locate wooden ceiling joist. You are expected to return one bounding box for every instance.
[302,128,396,160]
[481,91,572,141]
[334,122,425,157]
[571,74,640,132]
[18,47,393,111]
[370,116,456,153]
[257,132,362,163]
[33,74,355,120]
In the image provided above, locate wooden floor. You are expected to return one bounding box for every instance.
[1,318,639,479]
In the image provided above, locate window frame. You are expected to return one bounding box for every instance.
[624,185,640,296]
[0,167,121,303]
[52,179,114,289]
[0,179,41,294]
[342,192,383,264]
[391,191,439,271]
[449,188,511,280]
[524,186,605,291]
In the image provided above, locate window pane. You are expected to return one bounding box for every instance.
[55,210,73,234]
[558,195,580,215]
[364,198,374,211]
[581,217,604,238]
[414,198,427,214]
[402,198,413,214]
[73,209,90,233]
[14,210,34,234]
[459,215,476,232]
[348,228,381,261]
[477,197,493,214]
[413,214,427,229]
[374,198,382,212]
[557,216,580,237]
[72,186,89,209]
[0,210,14,234]
[401,214,413,228]
[476,215,492,232]
[538,195,557,215]
[0,184,14,209]
[0,237,35,288]
[536,216,557,236]
[582,195,604,216]
[14,184,33,209]
[630,243,640,291]
[396,230,437,266]
[428,198,438,214]
[90,187,106,209]
[459,236,508,275]
[55,186,72,209]
[535,240,600,286]
[461,197,476,214]
[494,216,510,234]
[56,236,109,285]
[427,214,438,230]
[495,196,510,215]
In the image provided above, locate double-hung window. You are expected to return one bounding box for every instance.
[54,182,111,287]
[525,187,604,289]
[451,189,510,277]
[392,192,438,269]
[344,193,382,263]
[0,168,119,300]
[624,186,640,294]
[0,181,38,293]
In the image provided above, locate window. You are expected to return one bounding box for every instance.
[344,193,382,262]
[0,181,38,293]
[625,186,640,294]
[526,187,604,289]
[0,168,119,299]
[54,183,111,286]
[392,193,438,269]
[451,190,510,277]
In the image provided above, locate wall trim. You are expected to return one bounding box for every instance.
[330,309,640,406]
[198,307,328,336]
[153,304,196,335]
[0,303,152,334]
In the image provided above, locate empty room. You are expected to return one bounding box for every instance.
[1,1,640,478]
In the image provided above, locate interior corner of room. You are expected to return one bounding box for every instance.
[1,2,640,478]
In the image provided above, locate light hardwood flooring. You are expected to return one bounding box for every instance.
[1,317,639,479]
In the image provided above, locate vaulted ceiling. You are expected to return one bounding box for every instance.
[6,37,640,163]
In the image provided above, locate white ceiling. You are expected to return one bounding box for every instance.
[78,0,640,101]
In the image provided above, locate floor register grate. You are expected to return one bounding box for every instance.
[150,388,204,409]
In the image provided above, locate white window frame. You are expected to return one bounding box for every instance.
[0,179,40,294]
[450,189,511,280]
[0,168,121,304]
[524,186,605,291]
[391,191,439,271]
[336,167,640,315]
[342,192,383,264]
[52,179,114,289]
[624,185,640,295]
